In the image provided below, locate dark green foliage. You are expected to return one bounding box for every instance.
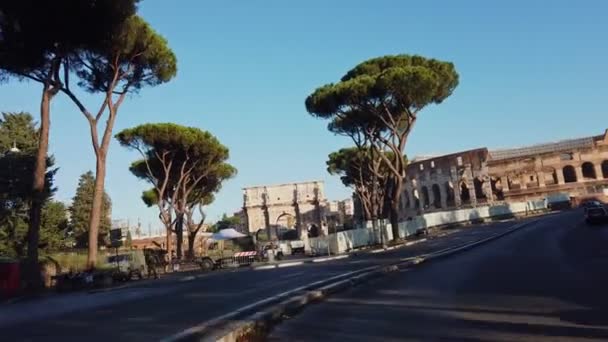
[69,171,111,248]
[213,214,241,231]
[40,201,69,252]
[0,113,61,257]
[0,0,139,82]
[327,147,376,188]
[306,54,458,135]
[0,112,39,153]
[71,15,177,96]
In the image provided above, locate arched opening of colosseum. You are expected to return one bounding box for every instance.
[544,168,558,185]
[474,178,486,201]
[603,160,608,179]
[581,162,597,180]
[491,177,504,200]
[445,181,455,207]
[563,165,577,183]
[421,186,430,208]
[460,182,471,204]
[432,184,441,208]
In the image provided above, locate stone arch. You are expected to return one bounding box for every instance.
[563,165,577,183]
[421,186,430,208]
[460,182,471,204]
[581,162,597,180]
[602,160,608,179]
[431,184,441,208]
[276,212,296,228]
[444,181,455,207]
[474,177,486,200]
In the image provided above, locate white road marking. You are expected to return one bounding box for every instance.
[278,261,304,268]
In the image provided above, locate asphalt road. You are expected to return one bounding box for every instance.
[0,216,537,341]
[269,210,608,341]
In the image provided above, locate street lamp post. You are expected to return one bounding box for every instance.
[9,141,20,153]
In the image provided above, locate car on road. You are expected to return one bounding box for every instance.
[585,206,608,224]
[582,200,603,212]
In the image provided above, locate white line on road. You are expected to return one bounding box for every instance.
[278,261,304,268]
[313,255,349,263]
[253,265,277,270]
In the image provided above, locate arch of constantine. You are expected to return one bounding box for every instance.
[242,181,327,240]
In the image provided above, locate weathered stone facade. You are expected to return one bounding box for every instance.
[399,130,608,218]
[242,181,327,240]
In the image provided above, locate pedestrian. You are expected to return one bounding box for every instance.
[171,251,180,272]
[144,248,159,279]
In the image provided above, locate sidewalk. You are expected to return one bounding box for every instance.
[249,212,552,271]
[251,234,433,270]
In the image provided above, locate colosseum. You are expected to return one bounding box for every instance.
[399,129,608,218]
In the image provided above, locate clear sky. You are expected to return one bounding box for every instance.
[1,0,607,233]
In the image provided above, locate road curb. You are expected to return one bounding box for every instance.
[164,219,537,342]
[251,237,431,270]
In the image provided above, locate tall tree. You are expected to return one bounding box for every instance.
[0,113,58,258]
[306,54,459,239]
[116,123,235,259]
[61,15,177,267]
[39,200,69,252]
[327,147,389,221]
[0,0,138,286]
[69,171,111,249]
[184,192,214,259]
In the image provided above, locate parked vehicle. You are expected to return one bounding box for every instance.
[105,250,146,280]
[198,235,259,270]
[289,240,305,254]
[582,200,603,212]
[261,242,284,261]
[585,206,608,224]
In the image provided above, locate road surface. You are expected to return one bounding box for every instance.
[0,216,538,341]
[269,210,608,341]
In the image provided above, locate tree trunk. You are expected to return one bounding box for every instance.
[187,232,196,260]
[356,190,372,222]
[389,175,403,241]
[26,88,52,290]
[165,227,172,258]
[86,153,106,269]
[175,213,184,260]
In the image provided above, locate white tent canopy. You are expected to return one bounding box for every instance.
[210,228,247,241]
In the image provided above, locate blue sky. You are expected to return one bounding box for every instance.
[1,0,607,232]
